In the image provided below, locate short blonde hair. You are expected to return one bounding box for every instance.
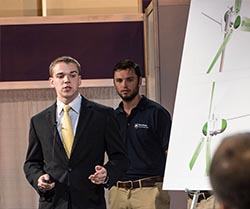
[49,56,81,77]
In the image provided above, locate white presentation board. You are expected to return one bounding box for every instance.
[163,0,250,191]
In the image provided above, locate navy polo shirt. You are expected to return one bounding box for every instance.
[115,95,172,181]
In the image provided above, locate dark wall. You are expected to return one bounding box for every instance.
[0,22,144,81]
[159,4,190,115]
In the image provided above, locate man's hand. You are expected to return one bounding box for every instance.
[38,174,55,191]
[88,165,107,184]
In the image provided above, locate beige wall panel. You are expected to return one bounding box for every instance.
[0,0,41,17]
[47,0,140,15]
[0,0,141,17]
[47,0,138,9]
[46,8,139,16]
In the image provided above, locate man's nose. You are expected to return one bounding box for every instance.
[121,80,127,87]
[63,75,70,82]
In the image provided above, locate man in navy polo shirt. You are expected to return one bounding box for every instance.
[109,59,172,209]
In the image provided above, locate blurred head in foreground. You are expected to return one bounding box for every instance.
[209,132,250,209]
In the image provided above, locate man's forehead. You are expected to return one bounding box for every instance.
[117,68,134,72]
[54,62,77,68]
[114,74,136,79]
[53,63,78,72]
[55,70,78,74]
[115,69,135,75]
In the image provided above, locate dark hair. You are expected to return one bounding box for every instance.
[113,59,141,78]
[49,56,81,77]
[209,132,250,209]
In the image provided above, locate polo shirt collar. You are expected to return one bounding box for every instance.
[117,95,147,113]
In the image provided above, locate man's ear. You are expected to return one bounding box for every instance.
[138,76,142,86]
[49,77,54,88]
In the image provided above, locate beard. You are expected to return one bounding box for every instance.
[118,85,140,102]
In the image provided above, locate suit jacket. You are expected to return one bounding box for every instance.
[24,96,128,209]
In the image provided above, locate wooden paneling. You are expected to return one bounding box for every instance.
[0,0,141,17]
[0,14,143,25]
[47,0,140,15]
[0,0,41,17]
[0,78,146,90]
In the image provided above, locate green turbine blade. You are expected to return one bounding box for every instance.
[206,28,234,74]
[208,81,215,120]
[240,16,250,31]
[189,137,205,170]
[235,0,242,14]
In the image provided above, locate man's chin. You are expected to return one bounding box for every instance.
[62,92,77,99]
[62,93,72,98]
[121,95,134,102]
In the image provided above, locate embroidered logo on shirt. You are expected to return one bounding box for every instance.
[134,123,149,129]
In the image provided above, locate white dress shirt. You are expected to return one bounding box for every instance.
[56,94,82,140]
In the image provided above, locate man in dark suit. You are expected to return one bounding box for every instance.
[23,56,128,209]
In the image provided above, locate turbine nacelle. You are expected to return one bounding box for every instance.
[202,116,227,136]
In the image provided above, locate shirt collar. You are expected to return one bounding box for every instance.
[117,95,147,113]
[57,93,82,115]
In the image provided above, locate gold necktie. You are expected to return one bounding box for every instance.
[62,105,74,158]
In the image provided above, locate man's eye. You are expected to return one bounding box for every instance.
[70,73,77,78]
[56,74,64,79]
[115,79,122,83]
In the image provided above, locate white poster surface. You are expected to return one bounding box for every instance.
[163,0,250,190]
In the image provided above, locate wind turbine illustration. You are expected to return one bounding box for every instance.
[189,0,249,175]
[206,0,250,74]
[189,0,250,176]
[189,81,227,175]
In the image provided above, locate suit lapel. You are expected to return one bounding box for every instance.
[71,96,93,155]
[45,103,65,152]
